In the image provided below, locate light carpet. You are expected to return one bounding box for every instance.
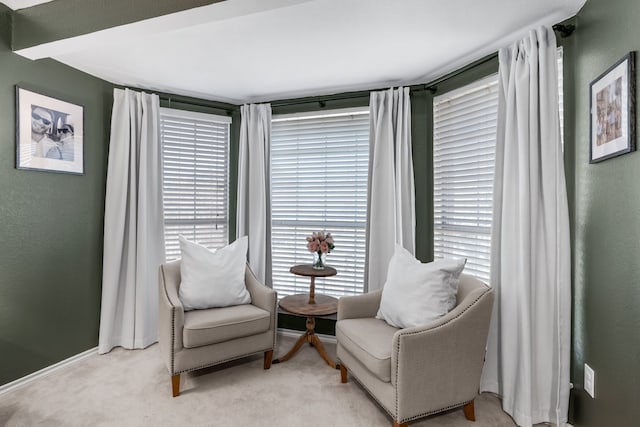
[0,334,518,426]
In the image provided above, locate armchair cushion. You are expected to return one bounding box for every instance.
[183,303,270,348]
[178,235,251,310]
[376,245,466,328]
[336,318,398,383]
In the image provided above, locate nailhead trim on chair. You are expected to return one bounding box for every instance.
[173,348,274,375]
[403,400,474,423]
[270,289,277,350]
[339,361,474,423]
[160,266,177,375]
[392,286,492,423]
[170,306,176,374]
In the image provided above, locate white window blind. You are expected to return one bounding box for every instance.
[271,108,369,298]
[160,107,231,260]
[433,74,499,283]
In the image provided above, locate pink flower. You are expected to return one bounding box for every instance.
[305,230,335,254]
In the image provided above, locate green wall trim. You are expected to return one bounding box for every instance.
[12,0,226,51]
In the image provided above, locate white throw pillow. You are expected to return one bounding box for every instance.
[376,245,466,328]
[178,235,251,311]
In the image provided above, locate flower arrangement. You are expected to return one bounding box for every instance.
[306,231,335,269]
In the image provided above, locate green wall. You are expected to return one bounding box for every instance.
[0,5,114,386]
[569,0,640,425]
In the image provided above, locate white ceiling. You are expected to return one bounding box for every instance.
[2,0,52,9]
[9,0,586,104]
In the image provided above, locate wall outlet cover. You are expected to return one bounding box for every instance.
[584,363,595,398]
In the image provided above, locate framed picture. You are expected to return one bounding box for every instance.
[16,86,84,174]
[589,52,636,163]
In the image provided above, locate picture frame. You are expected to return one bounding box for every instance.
[16,85,84,174]
[589,52,636,163]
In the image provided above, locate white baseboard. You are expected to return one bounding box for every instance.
[277,328,337,344]
[0,347,97,396]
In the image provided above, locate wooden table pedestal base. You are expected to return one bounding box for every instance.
[273,316,337,369]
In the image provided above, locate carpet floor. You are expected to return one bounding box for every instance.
[0,334,519,427]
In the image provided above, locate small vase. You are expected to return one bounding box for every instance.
[312,252,326,270]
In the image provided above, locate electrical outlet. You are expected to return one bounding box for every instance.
[584,363,595,398]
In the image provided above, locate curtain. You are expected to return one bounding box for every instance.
[366,87,415,291]
[98,88,165,354]
[480,27,571,427]
[237,103,272,286]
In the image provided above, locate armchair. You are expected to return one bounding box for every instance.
[336,273,494,426]
[158,260,277,397]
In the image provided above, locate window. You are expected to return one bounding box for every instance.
[160,107,231,260]
[271,108,369,298]
[433,75,499,283]
[433,49,564,283]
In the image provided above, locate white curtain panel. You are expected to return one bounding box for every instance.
[98,88,165,354]
[480,27,571,427]
[366,87,416,291]
[237,103,272,286]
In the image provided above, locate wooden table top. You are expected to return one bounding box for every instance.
[290,264,337,278]
[279,293,338,316]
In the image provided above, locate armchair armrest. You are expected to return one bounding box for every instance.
[244,265,278,328]
[391,286,494,417]
[158,261,185,370]
[337,289,383,320]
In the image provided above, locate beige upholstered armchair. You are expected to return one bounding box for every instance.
[158,260,277,397]
[336,274,494,426]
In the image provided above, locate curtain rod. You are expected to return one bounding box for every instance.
[422,52,498,94]
[552,23,576,38]
[271,52,499,108]
[270,91,371,108]
[158,95,237,114]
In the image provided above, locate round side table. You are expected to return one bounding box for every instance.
[273,264,339,369]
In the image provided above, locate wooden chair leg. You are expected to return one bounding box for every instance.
[340,363,348,383]
[463,400,476,421]
[264,350,273,369]
[171,374,180,397]
[393,421,408,427]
